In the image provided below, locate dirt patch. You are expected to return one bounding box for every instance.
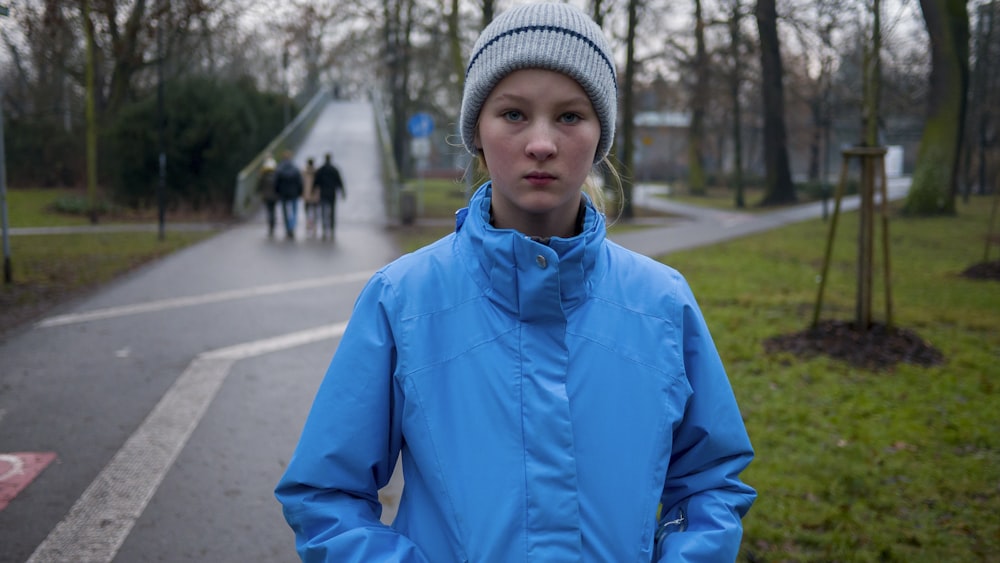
[764,319,946,371]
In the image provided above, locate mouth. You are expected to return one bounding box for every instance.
[525,171,556,186]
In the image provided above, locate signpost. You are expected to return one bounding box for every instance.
[405,113,434,220]
[406,112,434,138]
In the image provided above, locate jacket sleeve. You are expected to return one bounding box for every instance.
[654,279,756,562]
[274,273,429,563]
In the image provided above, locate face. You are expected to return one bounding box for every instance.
[474,69,601,238]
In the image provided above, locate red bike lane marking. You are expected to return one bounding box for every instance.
[0,452,58,511]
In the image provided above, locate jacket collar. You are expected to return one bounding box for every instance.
[455,183,607,321]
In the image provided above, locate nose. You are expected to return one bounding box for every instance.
[524,123,557,161]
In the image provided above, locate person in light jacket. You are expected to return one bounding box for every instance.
[301,157,319,237]
[256,156,278,237]
[275,3,756,562]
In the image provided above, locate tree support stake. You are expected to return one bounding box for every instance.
[812,146,893,330]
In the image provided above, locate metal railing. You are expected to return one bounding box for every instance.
[232,87,332,219]
[370,88,403,221]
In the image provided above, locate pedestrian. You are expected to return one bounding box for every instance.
[256,156,278,237]
[275,3,756,562]
[313,152,345,240]
[302,157,319,237]
[273,150,303,239]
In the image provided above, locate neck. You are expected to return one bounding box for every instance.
[489,199,587,240]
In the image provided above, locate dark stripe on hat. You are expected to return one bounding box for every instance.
[465,24,616,84]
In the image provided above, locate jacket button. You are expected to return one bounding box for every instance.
[535,255,547,268]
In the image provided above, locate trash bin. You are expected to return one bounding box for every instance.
[400,189,417,226]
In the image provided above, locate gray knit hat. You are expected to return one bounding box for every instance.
[460,2,618,163]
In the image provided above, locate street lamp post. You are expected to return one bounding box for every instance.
[1,80,10,284]
[283,46,290,126]
[156,0,166,241]
[1,4,11,283]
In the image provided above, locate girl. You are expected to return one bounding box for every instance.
[275,3,756,561]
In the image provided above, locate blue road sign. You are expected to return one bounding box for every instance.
[407,112,434,138]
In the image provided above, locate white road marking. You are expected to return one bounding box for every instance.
[26,321,349,563]
[36,270,374,328]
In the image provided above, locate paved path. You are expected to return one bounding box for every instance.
[0,96,909,562]
[612,180,911,257]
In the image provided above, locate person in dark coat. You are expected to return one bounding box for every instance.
[313,152,346,240]
[273,150,304,239]
[256,157,278,237]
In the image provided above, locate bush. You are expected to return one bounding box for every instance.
[107,75,286,212]
[49,194,117,217]
[5,116,83,188]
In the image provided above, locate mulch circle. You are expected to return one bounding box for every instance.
[766,260,996,370]
[960,260,1000,281]
[763,319,945,371]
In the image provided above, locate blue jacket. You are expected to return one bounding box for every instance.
[275,183,756,562]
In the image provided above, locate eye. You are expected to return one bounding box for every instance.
[502,110,524,122]
[559,112,582,124]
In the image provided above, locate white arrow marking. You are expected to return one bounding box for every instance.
[27,321,349,563]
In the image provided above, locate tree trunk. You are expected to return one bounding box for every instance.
[970,1,997,198]
[481,0,495,28]
[591,0,606,25]
[104,0,148,117]
[727,1,745,208]
[83,0,99,224]
[448,0,464,90]
[754,0,797,206]
[619,0,638,219]
[906,0,970,215]
[862,0,882,147]
[688,0,709,196]
[384,0,413,177]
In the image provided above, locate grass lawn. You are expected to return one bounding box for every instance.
[6,187,96,227]
[0,188,218,338]
[661,197,998,562]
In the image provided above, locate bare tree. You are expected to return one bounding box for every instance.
[481,0,495,28]
[618,0,640,219]
[448,0,465,91]
[687,0,709,196]
[723,0,749,207]
[755,0,797,205]
[966,0,999,199]
[83,0,98,220]
[381,0,415,174]
[281,1,350,100]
